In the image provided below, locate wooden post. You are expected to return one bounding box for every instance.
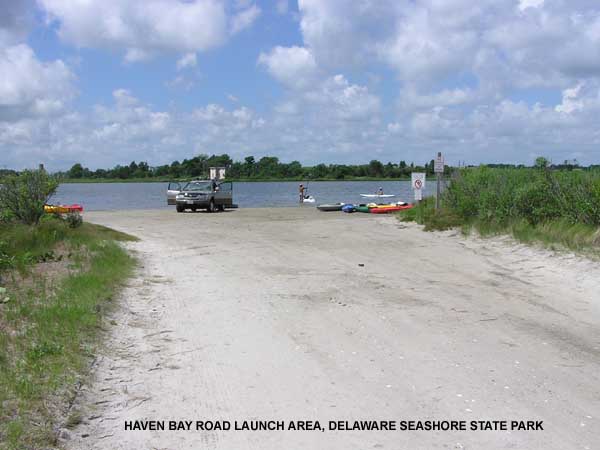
[436,173,440,210]
[434,152,443,210]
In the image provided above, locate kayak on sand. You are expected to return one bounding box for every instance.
[354,203,377,213]
[355,202,411,213]
[370,204,413,214]
[317,203,345,211]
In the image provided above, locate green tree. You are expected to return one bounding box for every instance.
[284,161,303,178]
[535,156,549,169]
[368,160,384,177]
[257,156,280,178]
[68,163,84,179]
[0,169,58,225]
[311,164,328,179]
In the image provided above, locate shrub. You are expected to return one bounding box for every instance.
[444,167,600,227]
[399,165,600,251]
[65,211,83,228]
[0,169,58,225]
[514,177,560,224]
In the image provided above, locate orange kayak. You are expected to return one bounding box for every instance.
[370,204,413,214]
[44,204,84,214]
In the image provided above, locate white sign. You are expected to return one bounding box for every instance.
[411,172,426,201]
[210,167,226,180]
[434,154,444,173]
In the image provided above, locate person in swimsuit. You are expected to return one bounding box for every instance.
[299,184,305,203]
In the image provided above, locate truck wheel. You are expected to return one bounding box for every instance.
[218,204,225,212]
[191,206,197,212]
[176,205,184,213]
[207,200,215,213]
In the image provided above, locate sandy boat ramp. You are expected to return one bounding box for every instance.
[63,207,600,450]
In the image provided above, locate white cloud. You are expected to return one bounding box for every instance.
[555,83,585,114]
[298,0,398,69]
[5,0,600,169]
[230,3,261,35]
[378,5,481,85]
[123,48,154,63]
[112,89,138,107]
[0,44,75,121]
[166,75,197,91]
[304,74,380,120]
[398,85,477,111]
[37,0,246,61]
[518,0,544,11]
[296,0,600,89]
[176,53,197,70]
[4,82,600,171]
[555,82,600,114]
[258,46,318,89]
[193,104,259,130]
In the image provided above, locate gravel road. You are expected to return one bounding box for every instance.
[65,208,600,450]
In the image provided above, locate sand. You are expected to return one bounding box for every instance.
[64,207,600,449]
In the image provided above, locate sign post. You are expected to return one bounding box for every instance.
[411,172,426,203]
[434,152,444,210]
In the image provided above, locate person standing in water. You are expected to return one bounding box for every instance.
[299,184,306,203]
[377,187,384,195]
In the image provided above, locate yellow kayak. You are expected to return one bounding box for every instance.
[44,204,84,214]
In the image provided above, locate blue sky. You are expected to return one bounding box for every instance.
[1,0,600,170]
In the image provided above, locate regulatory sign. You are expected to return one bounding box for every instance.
[434,154,444,173]
[411,172,426,201]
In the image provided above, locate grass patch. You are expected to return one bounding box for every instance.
[0,218,137,276]
[398,198,463,231]
[398,186,600,255]
[0,218,136,449]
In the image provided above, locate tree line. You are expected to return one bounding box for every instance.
[54,154,447,180]
[5,155,597,182]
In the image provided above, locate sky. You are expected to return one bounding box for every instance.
[1,0,600,171]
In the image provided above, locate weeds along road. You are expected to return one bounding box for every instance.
[66,208,600,450]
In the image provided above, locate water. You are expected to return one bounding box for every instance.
[52,180,436,211]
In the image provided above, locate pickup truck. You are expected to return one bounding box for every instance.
[167,180,233,212]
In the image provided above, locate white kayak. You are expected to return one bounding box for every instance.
[360,194,396,198]
[302,196,316,203]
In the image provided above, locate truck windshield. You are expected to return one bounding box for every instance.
[183,181,213,192]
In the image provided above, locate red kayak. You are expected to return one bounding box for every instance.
[370,204,414,214]
[44,204,84,214]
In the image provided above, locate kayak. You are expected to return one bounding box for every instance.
[302,196,316,203]
[355,202,388,213]
[341,204,355,213]
[354,204,371,213]
[370,204,413,214]
[360,194,396,198]
[317,203,345,211]
[44,204,84,214]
